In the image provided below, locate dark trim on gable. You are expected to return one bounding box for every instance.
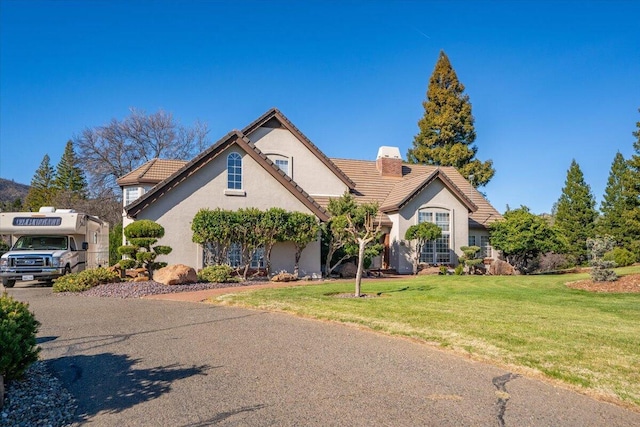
[380,168,478,213]
[125,130,329,221]
[243,108,356,189]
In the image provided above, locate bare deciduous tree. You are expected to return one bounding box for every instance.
[74,108,210,196]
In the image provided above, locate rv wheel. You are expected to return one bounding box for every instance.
[2,278,15,288]
[64,265,71,275]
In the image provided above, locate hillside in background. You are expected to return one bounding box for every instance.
[0,178,30,202]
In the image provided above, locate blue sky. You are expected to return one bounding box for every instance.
[1,0,639,214]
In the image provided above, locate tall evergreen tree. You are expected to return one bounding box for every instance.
[54,140,88,198]
[554,160,597,264]
[407,50,495,187]
[25,154,56,211]
[622,108,640,257]
[597,152,629,245]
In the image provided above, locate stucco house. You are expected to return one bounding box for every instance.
[117,108,502,276]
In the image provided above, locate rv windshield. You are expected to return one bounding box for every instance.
[12,236,68,251]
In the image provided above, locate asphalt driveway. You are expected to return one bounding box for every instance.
[5,283,640,426]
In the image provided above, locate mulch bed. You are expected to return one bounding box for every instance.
[566,273,640,293]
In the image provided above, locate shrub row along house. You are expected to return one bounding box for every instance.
[117,108,501,276]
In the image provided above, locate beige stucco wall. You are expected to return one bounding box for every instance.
[129,145,321,275]
[389,178,470,274]
[248,127,348,197]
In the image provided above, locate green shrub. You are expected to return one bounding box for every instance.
[0,292,40,380]
[587,237,617,282]
[439,266,448,275]
[119,220,172,277]
[198,265,235,283]
[53,267,120,293]
[454,265,464,275]
[604,247,636,267]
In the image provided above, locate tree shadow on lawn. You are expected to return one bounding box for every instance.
[47,353,214,422]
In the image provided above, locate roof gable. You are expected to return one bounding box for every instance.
[243,108,356,189]
[380,168,478,213]
[124,130,329,221]
[329,158,502,227]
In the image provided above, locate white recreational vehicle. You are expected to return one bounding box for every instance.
[0,207,109,287]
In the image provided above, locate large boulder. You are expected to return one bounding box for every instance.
[418,265,441,275]
[271,272,297,282]
[337,262,358,278]
[488,259,516,276]
[153,264,197,285]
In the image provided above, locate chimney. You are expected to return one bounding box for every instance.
[376,146,403,178]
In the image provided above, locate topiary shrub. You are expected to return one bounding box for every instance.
[604,247,637,268]
[53,267,120,292]
[0,292,41,381]
[118,220,172,278]
[459,245,483,275]
[197,265,235,283]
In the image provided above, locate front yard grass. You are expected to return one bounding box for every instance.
[211,266,640,409]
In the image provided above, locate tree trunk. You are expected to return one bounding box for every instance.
[354,239,366,297]
[294,250,301,277]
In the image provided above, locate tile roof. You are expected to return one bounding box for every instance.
[330,159,502,228]
[123,131,330,221]
[116,159,187,186]
[115,109,502,229]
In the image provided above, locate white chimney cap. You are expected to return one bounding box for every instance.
[376,146,401,159]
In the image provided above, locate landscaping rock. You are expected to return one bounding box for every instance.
[337,262,357,278]
[488,259,515,275]
[271,272,297,282]
[418,266,441,275]
[153,264,197,285]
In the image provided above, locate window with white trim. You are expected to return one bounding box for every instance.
[275,159,289,176]
[124,187,140,206]
[418,208,451,264]
[228,242,241,268]
[469,235,476,247]
[480,236,492,258]
[227,152,242,190]
[251,247,265,269]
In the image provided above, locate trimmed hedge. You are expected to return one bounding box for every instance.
[197,265,236,283]
[52,267,120,293]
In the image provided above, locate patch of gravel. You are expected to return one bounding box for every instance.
[1,361,77,427]
[69,280,262,299]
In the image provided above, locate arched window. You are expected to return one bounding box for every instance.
[418,208,451,264]
[227,152,242,189]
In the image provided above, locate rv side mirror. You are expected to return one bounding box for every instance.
[82,242,89,251]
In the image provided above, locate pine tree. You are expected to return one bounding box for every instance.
[25,154,56,211]
[54,140,88,198]
[407,50,495,187]
[597,152,629,245]
[622,108,640,257]
[554,160,598,264]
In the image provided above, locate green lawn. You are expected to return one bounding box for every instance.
[211,266,640,408]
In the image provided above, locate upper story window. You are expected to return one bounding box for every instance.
[227,152,242,190]
[275,159,289,176]
[124,187,140,206]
